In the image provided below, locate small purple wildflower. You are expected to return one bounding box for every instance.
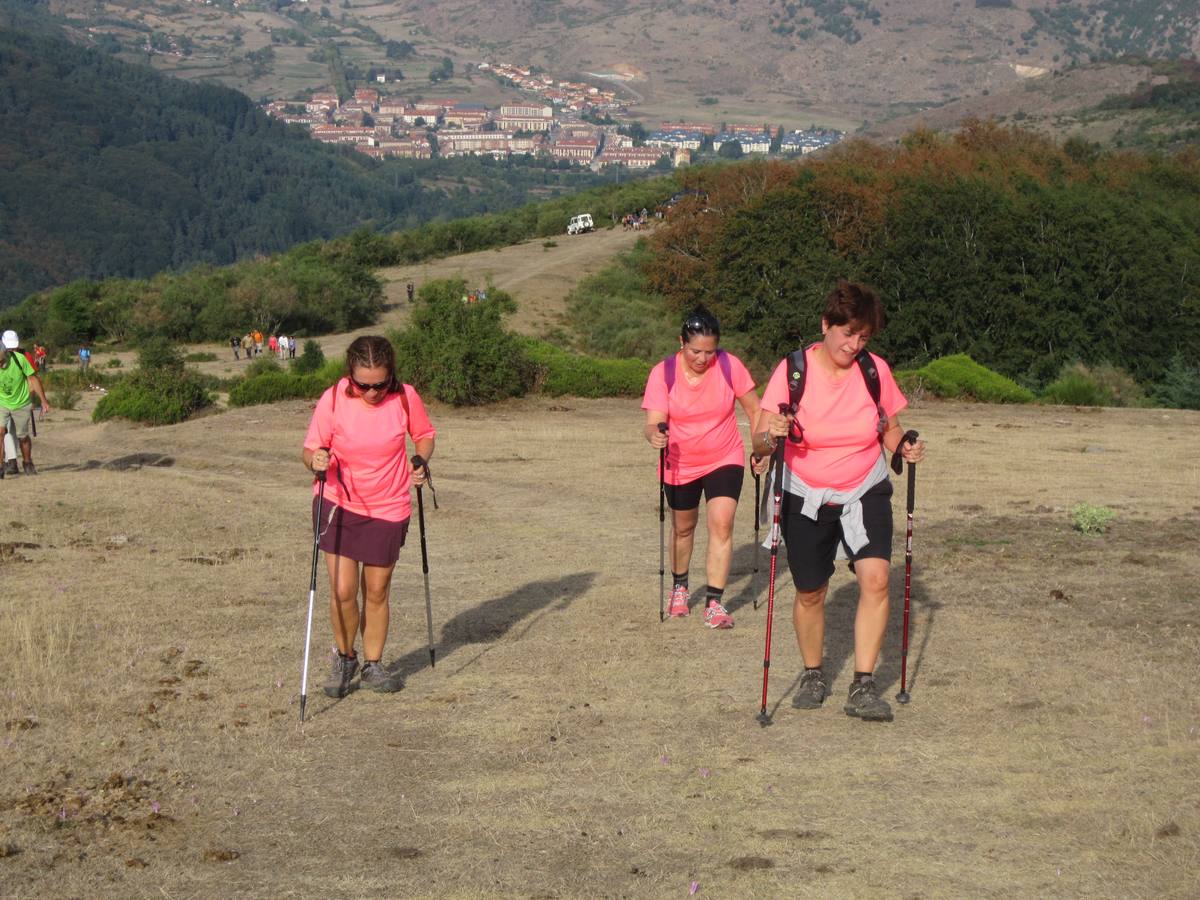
[689,881,700,895]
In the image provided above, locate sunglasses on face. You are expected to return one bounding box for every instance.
[351,378,389,392]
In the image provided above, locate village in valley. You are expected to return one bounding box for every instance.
[261,59,844,170]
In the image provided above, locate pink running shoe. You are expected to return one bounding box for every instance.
[704,601,734,629]
[668,585,690,617]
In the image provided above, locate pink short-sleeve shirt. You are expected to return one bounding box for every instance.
[304,379,437,522]
[760,348,907,491]
[642,350,756,485]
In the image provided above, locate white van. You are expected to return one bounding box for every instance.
[567,213,594,235]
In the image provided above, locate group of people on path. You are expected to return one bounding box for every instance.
[0,330,50,477]
[301,280,926,723]
[233,331,297,361]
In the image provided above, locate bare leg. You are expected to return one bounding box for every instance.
[703,497,737,590]
[670,507,700,579]
[359,564,396,661]
[326,553,361,656]
[851,558,890,673]
[793,584,829,668]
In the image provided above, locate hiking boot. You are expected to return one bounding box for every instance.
[4,460,18,476]
[322,651,359,698]
[844,678,893,722]
[703,601,733,629]
[22,461,37,476]
[359,661,404,693]
[667,585,690,617]
[792,668,829,709]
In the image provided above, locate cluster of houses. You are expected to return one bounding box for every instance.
[261,89,674,168]
[261,83,842,168]
[477,61,626,116]
[646,122,844,155]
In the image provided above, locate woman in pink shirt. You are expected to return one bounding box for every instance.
[643,309,767,629]
[303,336,437,698]
[753,281,925,722]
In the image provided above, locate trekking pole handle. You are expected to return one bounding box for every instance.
[313,446,329,484]
[889,430,920,476]
[777,402,803,445]
[412,454,438,509]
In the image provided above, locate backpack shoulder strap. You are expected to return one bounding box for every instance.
[786,346,809,412]
[399,382,411,420]
[663,354,676,393]
[716,350,734,391]
[855,350,888,437]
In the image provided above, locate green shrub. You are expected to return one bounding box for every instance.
[136,336,185,373]
[106,358,123,368]
[291,339,326,374]
[523,338,651,397]
[1071,502,1115,536]
[1041,362,1149,407]
[184,351,218,363]
[49,384,81,410]
[915,355,1035,403]
[228,372,325,406]
[92,367,212,425]
[1153,352,1200,410]
[390,279,535,406]
[245,357,283,378]
[566,242,678,360]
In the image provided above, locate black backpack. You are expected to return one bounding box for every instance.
[784,343,886,443]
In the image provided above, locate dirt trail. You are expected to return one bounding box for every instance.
[89,226,644,382]
[1,392,1197,897]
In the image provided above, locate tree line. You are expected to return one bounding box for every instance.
[643,121,1200,388]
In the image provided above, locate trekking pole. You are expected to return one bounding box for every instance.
[299,447,329,723]
[891,431,920,704]
[412,455,437,668]
[657,422,668,623]
[757,404,791,727]
[752,465,761,608]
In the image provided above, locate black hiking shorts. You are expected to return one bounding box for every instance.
[781,479,893,591]
[664,464,745,512]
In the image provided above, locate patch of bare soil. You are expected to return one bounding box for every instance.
[0,394,1197,897]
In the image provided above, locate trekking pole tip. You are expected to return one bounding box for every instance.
[896,690,911,705]
[299,695,307,722]
[429,648,436,668]
[755,710,773,727]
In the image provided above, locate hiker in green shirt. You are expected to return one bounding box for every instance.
[0,330,51,477]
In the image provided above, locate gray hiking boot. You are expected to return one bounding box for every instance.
[792,668,829,709]
[359,661,404,693]
[844,677,893,722]
[323,651,359,698]
[22,461,37,475]
[4,459,18,476]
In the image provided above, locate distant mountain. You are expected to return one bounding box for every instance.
[28,0,1200,130]
[0,25,433,306]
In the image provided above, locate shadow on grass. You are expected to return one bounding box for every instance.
[42,453,176,472]
[386,571,596,679]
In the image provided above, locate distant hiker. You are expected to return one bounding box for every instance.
[303,335,437,697]
[231,337,241,361]
[253,330,264,356]
[288,335,297,359]
[241,333,254,360]
[268,334,279,357]
[78,344,91,372]
[277,335,289,359]
[642,308,765,630]
[406,282,414,303]
[33,344,47,372]
[1,330,50,477]
[753,280,926,723]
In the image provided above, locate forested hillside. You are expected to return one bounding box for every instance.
[642,122,1200,387]
[0,25,625,307]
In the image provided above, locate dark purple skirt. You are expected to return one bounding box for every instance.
[312,496,410,567]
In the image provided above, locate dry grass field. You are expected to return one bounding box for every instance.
[0,382,1197,896]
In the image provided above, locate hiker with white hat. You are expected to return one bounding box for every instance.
[0,330,50,477]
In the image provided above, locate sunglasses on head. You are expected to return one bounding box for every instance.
[351,377,390,392]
